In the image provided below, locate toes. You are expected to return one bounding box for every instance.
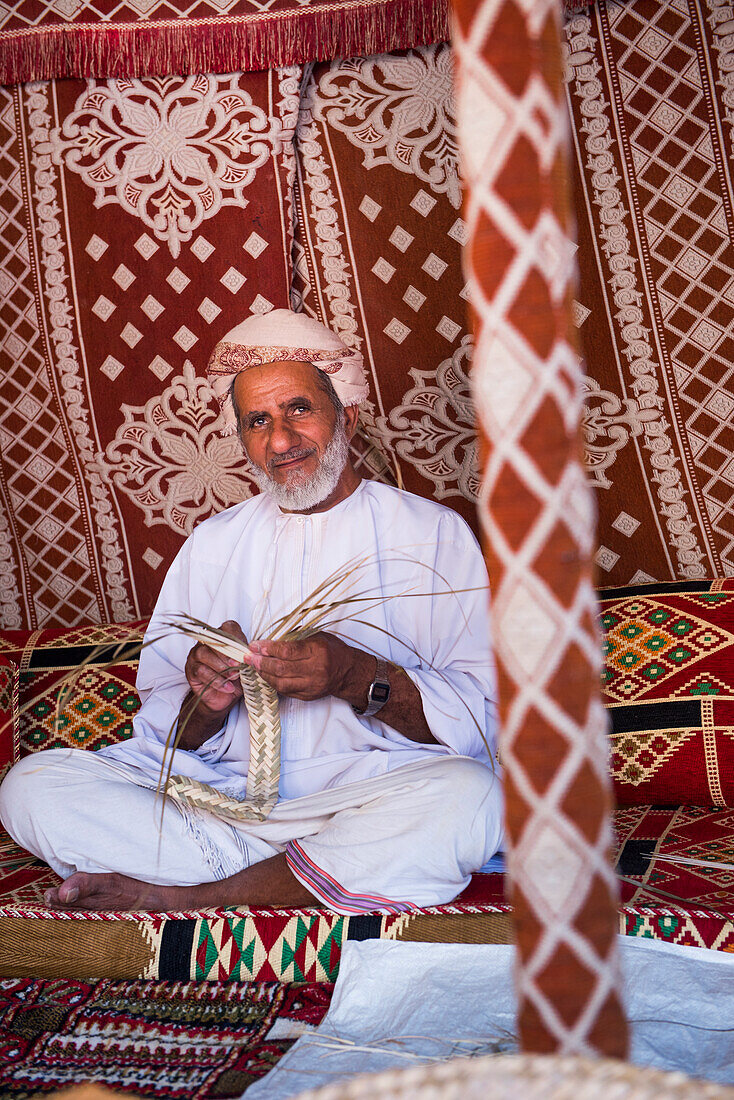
[44,872,151,911]
[57,872,88,904]
[45,872,96,908]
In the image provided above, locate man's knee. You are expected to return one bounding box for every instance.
[430,756,501,813]
[426,756,504,866]
[0,756,40,839]
[0,751,74,842]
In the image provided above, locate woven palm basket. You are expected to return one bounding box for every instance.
[294,1054,734,1100]
[166,665,281,821]
[157,564,392,823]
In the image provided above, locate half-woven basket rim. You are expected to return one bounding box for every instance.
[292,1052,734,1100]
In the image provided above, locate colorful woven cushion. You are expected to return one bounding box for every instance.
[0,623,146,758]
[615,804,734,936]
[0,804,732,983]
[600,580,734,807]
[0,656,18,777]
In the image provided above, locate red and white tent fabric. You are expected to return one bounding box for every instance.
[0,0,627,1057]
[0,0,448,83]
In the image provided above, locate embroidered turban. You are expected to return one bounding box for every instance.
[207,309,369,435]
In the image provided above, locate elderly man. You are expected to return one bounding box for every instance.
[0,310,503,914]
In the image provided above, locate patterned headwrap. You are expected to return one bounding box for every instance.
[207,309,368,434]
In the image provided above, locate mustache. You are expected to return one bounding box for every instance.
[267,446,316,472]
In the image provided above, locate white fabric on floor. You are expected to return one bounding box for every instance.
[244,937,734,1098]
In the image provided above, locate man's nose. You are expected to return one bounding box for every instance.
[269,417,300,451]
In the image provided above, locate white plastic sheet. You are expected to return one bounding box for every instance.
[245,936,734,1098]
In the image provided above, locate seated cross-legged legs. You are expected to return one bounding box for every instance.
[0,310,503,913]
[0,752,502,913]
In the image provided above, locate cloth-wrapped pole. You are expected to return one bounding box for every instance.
[452,0,628,1056]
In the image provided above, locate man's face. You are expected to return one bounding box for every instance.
[233,360,341,490]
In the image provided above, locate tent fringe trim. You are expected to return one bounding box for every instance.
[0,0,451,84]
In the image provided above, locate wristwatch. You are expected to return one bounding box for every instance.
[353,658,391,718]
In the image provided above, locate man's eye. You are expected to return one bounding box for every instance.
[249,416,267,429]
[291,405,310,415]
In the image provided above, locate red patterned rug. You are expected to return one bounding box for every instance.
[0,978,331,1098]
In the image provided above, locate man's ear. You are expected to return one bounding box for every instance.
[344,404,360,440]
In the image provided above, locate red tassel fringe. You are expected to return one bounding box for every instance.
[0,0,452,84]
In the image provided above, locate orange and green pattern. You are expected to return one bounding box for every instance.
[600,581,734,807]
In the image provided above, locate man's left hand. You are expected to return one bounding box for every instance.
[247,632,366,703]
[248,632,437,743]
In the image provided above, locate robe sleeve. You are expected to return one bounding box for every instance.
[399,513,498,760]
[133,535,220,751]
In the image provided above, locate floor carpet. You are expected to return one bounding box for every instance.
[0,978,332,1099]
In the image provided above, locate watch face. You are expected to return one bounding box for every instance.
[370,682,390,705]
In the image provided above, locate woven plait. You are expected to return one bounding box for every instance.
[167,665,281,822]
[241,664,281,811]
[452,0,627,1058]
[165,776,276,823]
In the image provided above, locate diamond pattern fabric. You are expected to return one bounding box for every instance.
[0,72,299,629]
[0,51,492,631]
[452,0,627,1056]
[7,7,734,632]
[566,0,734,586]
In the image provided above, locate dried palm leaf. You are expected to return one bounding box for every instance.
[616,873,733,920]
[19,550,493,830]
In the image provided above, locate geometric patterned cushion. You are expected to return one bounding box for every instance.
[600,579,734,807]
[0,656,19,778]
[615,804,734,922]
[0,805,732,984]
[0,623,146,758]
[3,577,733,804]
[0,828,58,909]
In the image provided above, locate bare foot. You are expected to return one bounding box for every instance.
[42,854,321,912]
[44,871,186,911]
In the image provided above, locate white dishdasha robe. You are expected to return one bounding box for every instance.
[0,481,503,911]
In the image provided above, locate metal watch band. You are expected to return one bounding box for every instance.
[353,657,391,718]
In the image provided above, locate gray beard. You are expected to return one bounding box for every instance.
[247,423,350,512]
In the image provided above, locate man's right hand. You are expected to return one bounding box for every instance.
[183,619,246,717]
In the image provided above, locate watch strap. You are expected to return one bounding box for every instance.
[353,657,391,718]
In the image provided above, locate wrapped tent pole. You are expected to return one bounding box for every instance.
[452,0,628,1056]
